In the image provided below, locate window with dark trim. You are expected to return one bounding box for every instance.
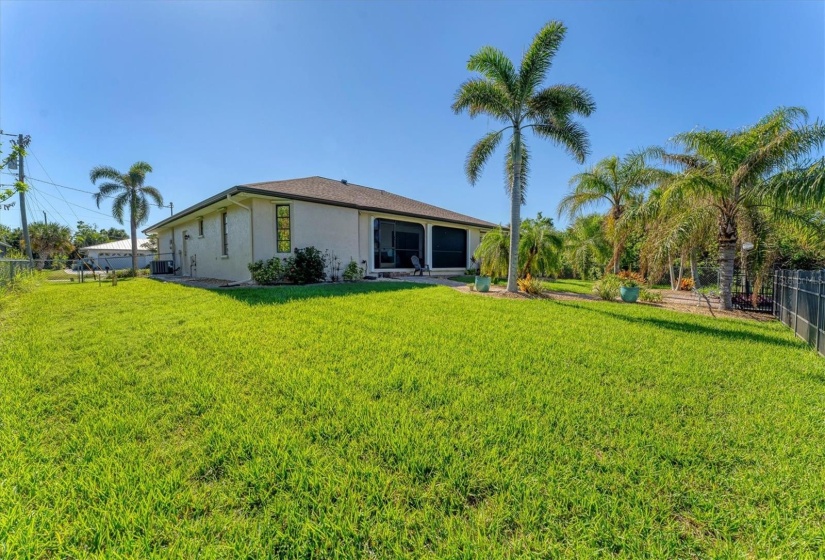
[432,226,467,268]
[221,212,228,256]
[198,218,204,237]
[276,204,291,253]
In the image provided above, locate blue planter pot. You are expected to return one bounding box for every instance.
[474,276,491,292]
[620,286,640,303]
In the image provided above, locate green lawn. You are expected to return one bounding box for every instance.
[541,278,593,295]
[450,275,593,295]
[1,280,824,558]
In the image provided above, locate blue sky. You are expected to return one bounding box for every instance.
[1,0,823,233]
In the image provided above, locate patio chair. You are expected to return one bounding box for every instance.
[411,255,430,276]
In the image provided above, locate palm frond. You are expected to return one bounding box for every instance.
[532,117,590,163]
[761,157,825,206]
[528,84,595,121]
[89,165,123,185]
[465,130,504,185]
[467,46,518,98]
[518,21,566,99]
[111,193,129,225]
[452,78,512,121]
[92,182,125,208]
[140,185,164,207]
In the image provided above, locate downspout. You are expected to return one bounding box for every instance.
[226,194,253,282]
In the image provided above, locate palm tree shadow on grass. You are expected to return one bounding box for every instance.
[210,281,437,306]
[551,300,804,351]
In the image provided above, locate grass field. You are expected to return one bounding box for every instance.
[1,279,824,558]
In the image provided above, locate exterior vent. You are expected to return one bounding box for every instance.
[341,179,348,185]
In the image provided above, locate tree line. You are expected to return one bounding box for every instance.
[457,21,825,310]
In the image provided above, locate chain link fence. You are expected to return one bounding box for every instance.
[30,253,175,283]
[0,258,35,289]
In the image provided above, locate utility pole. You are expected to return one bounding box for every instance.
[16,134,33,262]
[43,211,47,225]
[159,201,173,216]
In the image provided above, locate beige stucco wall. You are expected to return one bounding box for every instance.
[154,203,253,281]
[151,196,491,281]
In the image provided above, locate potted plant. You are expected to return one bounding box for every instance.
[474,274,491,292]
[470,257,490,292]
[619,277,641,303]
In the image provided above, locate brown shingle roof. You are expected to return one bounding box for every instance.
[145,176,498,232]
[240,176,497,228]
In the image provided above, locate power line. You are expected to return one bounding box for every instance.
[27,176,104,197]
[28,149,81,222]
[29,187,72,227]
[24,160,72,226]
[33,188,114,218]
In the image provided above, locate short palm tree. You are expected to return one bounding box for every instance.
[563,214,611,280]
[518,214,563,277]
[90,161,163,273]
[27,222,74,269]
[473,217,564,281]
[649,107,825,309]
[473,227,509,279]
[559,154,665,274]
[453,20,595,292]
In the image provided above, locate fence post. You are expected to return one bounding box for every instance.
[772,269,777,316]
[816,270,823,356]
[793,271,800,337]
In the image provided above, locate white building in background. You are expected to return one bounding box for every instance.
[144,176,497,282]
[80,239,155,270]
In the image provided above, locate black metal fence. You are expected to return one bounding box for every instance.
[731,272,775,313]
[773,269,825,357]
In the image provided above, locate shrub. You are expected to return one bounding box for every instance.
[115,268,150,279]
[679,278,695,291]
[617,270,646,285]
[639,288,663,303]
[342,259,364,282]
[248,257,285,285]
[592,274,621,301]
[517,274,544,295]
[285,247,326,284]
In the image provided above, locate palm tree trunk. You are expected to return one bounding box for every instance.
[668,252,676,291]
[719,241,735,310]
[677,255,684,289]
[718,209,737,310]
[507,128,522,293]
[130,213,138,274]
[690,249,699,287]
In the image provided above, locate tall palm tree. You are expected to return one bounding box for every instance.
[563,214,611,280]
[559,154,665,274]
[27,222,74,269]
[453,21,595,292]
[90,161,163,273]
[648,107,825,309]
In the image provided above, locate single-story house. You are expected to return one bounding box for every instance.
[80,239,156,270]
[144,176,497,282]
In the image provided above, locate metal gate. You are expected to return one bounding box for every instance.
[731,272,775,313]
